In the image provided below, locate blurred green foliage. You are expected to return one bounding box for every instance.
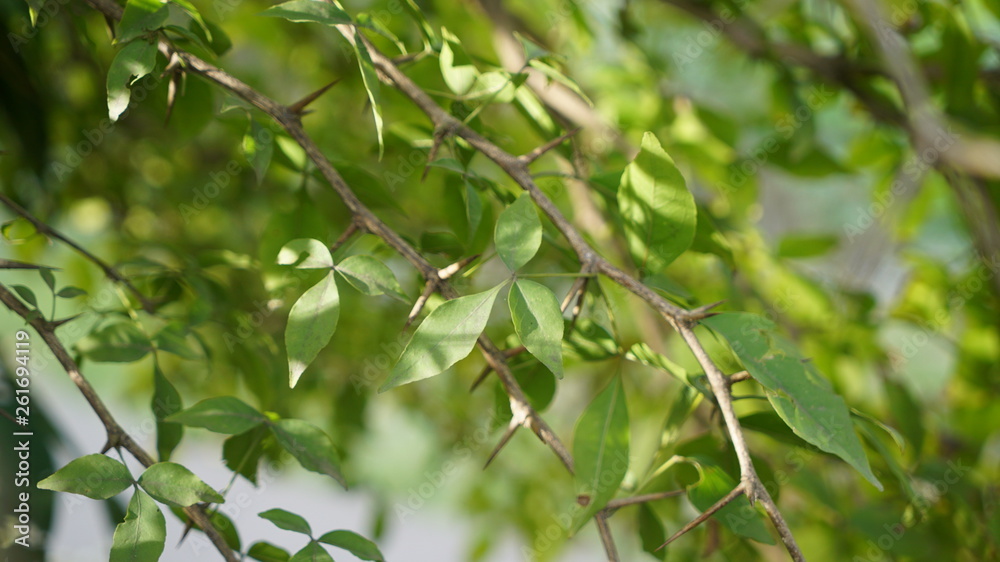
[1,0,999,560]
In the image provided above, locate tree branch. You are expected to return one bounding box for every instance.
[0,193,156,313]
[0,283,238,562]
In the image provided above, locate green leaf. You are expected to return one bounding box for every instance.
[243,119,274,184]
[117,0,169,44]
[703,313,883,490]
[495,193,542,271]
[248,541,291,562]
[572,376,629,530]
[776,233,839,259]
[285,271,340,387]
[564,319,620,361]
[76,322,153,363]
[624,342,688,383]
[381,283,504,391]
[352,32,384,157]
[223,425,268,484]
[269,419,346,488]
[152,364,183,460]
[259,0,352,25]
[166,396,267,434]
[637,503,666,560]
[39,267,55,290]
[56,286,88,299]
[153,322,200,359]
[107,39,158,121]
[110,490,166,562]
[37,454,133,499]
[290,542,333,562]
[509,279,564,378]
[277,238,334,269]
[684,457,774,544]
[318,530,384,561]
[335,255,407,301]
[259,508,313,535]
[617,132,696,274]
[170,0,210,39]
[527,59,592,106]
[11,285,37,308]
[138,462,224,507]
[439,34,479,95]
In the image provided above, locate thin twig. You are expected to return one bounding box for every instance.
[657,484,745,550]
[595,511,621,562]
[0,283,238,562]
[0,193,156,313]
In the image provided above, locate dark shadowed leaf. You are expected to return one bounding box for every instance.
[166,396,266,434]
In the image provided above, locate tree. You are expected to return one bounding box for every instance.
[1,0,997,560]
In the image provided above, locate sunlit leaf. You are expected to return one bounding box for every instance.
[495,193,542,271]
[617,132,696,274]
[117,0,168,44]
[110,490,166,562]
[704,313,882,490]
[260,0,351,25]
[381,283,504,391]
[335,255,407,301]
[278,238,334,269]
[107,39,158,121]
[572,376,629,530]
[509,279,564,378]
[285,271,340,387]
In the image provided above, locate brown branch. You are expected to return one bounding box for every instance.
[0,193,156,313]
[75,1,814,557]
[603,489,686,512]
[340,17,805,562]
[0,283,238,562]
[595,511,621,562]
[657,484,745,551]
[81,0,573,476]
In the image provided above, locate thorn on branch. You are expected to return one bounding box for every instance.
[518,128,582,165]
[405,279,438,329]
[470,345,525,392]
[289,79,342,116]
[656,484,745,551]
[484,417,520,469]
[0,258,56,270]
[329,222,361,254]
[421,125,455,181]
[683,300,726,322]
